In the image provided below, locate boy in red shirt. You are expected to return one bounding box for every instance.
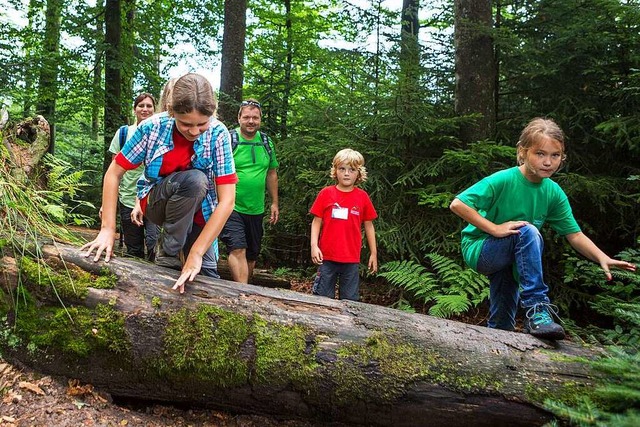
[310,149,378,301]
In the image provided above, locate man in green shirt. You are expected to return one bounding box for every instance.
[220,99,279,283]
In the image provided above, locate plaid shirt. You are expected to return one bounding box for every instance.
[116,113,237,222]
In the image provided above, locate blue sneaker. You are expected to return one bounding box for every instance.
[524,303,565,340]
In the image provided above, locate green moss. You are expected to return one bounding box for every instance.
[160,305,251,387]
[329,332,501,404]
[18,256,116,300]
[12,301,130,357]
[527,379,592,408]
[157,306,320,389]
[252,316,318,386]
[151,296,162,308]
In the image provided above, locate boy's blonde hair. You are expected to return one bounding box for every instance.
[516,117,567,165]
[330,149,368,185]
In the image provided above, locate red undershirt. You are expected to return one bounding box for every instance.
[139,127,205,226]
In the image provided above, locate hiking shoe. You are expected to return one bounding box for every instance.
[524,303,566,340]
[154,233,183,271]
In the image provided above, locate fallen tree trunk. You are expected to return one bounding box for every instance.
[0,243,598,426]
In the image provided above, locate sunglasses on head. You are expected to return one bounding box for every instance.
[240,100,261,109]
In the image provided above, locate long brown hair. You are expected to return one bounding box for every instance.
[169,73,217,117]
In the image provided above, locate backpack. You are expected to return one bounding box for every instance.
[118,125,129,149]
[229,128,273,163]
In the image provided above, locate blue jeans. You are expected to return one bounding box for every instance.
[312,261,360,301]
[475,224,550,331]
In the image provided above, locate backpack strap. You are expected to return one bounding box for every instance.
[229,128,240,151]
[260,131,273,160]
[229,129,273,162]
[118,125,129,149]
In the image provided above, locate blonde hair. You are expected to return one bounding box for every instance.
[169,73,217,117]
[330,149,368,185]
[158,78,177,113]
[516,117,566,165]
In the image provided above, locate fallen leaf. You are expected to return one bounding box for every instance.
[120,420,128,425]
[2,391,22,404]
[67,379,94,397]
[72,399,88,409]
[2,415,16,422]
[18,381,45,395]
[37,376,53,387]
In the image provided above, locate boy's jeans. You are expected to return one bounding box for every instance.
[312,261,360,301]
[475,224,550,331]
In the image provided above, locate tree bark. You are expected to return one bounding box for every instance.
[218,0,247,125]
[454,0,496,145]
[35,0,62,155]
[104,0,124,179]
[0,243,599,427]
[4,115,51,184]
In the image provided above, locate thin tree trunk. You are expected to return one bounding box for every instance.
[121,0,136,123]
[279,0,293,140]
[21,0,39,119]
[92,2,105,141]
[103,0,123,177]
[454,0,496,145]
[218,0,247,125]
[35,0,63,155]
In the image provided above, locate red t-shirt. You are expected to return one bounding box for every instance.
[309,185,377,263]
[116,127,206,226]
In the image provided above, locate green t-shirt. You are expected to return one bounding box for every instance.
[455,167,581,270]
[108,124,143,208]
[233,129,279,215]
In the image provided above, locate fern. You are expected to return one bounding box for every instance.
[379,255,489,318]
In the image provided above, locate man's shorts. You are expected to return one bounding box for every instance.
[219,210,264,261]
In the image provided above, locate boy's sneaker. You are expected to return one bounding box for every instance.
[524,303,566,340]
[155,234,183,271]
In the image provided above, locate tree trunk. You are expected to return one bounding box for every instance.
[103,0,123,177]
[35,0,63,155]
[454,0,496,145]
[92,1,105,142]
[3,115,51,184]
[279,0,292,140]
[218,0,247,125]
[121,0,136,122]
[398,0,421,128]
[0,243,599,427]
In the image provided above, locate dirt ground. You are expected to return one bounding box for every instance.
[0,356,340,427]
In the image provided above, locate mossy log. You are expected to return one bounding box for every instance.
[0,243,600,427]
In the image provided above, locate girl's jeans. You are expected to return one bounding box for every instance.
[145,169,218,273]
[475,224,550,331]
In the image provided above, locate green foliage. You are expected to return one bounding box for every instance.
[546,347,640,426]
[560,242,640,346]
[378,255,489,318]
[548,239,640,426]
[0,144,90,251]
